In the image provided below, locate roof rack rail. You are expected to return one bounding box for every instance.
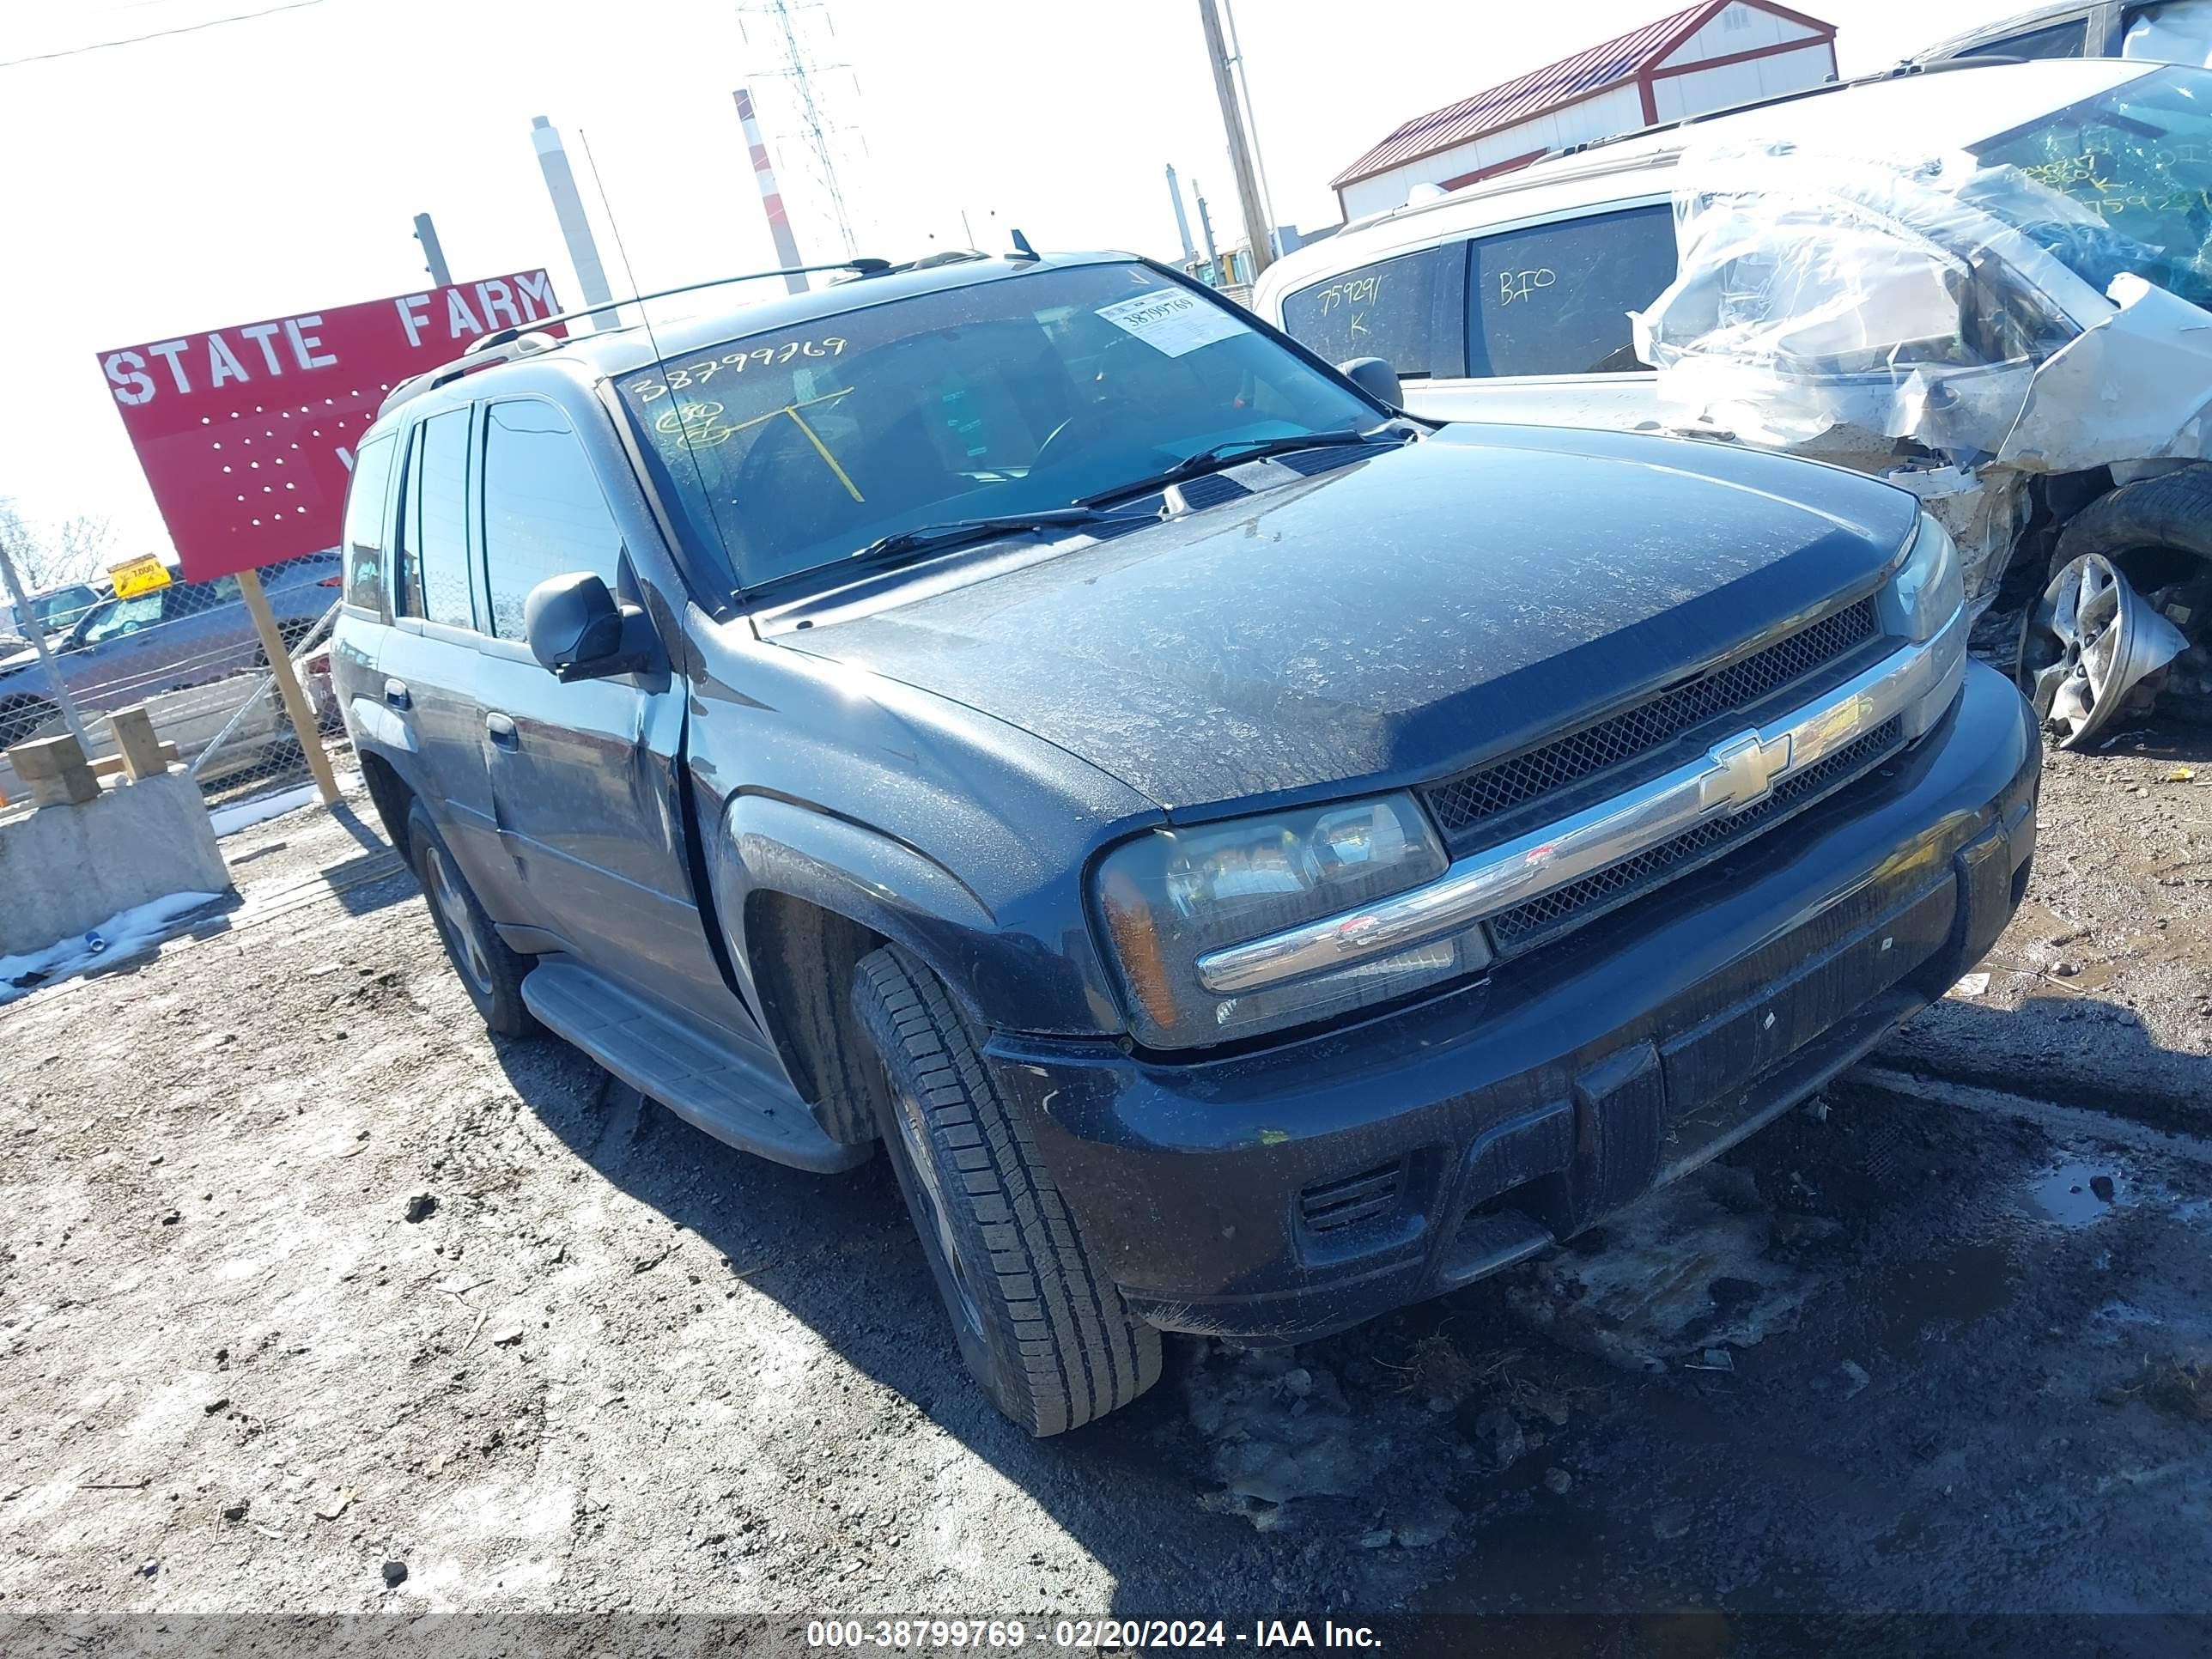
[461,257,891,356]
[376,256,892,419]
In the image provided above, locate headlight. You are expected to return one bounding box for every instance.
[1093,793,1486,1050]
[1883,512,1964,644]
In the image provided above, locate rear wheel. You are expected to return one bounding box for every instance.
[853,944,1161,1436]
[406,799,533,1037]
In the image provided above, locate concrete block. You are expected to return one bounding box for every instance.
[108,706,166,781]
[91,743,180,781]
[9,734,99,809]
[0,769,233,957]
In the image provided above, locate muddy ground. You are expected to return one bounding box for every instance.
[1,744,2209,1624]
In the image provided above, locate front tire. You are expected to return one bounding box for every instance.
[853,944,1161,1436]
[407,799,533,1038]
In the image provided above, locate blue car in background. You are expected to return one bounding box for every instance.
[0,552,340,748]
[1,580,105,648]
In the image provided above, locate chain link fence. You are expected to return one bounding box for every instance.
[0,551,349,814]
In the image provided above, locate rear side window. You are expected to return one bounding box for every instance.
[1465,205,1678,378]
[481,401,624,642]
[341,433,397,611]
[1279,246,1465,379]
[398,408,477,629]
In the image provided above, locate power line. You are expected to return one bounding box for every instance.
[0,0,332,70]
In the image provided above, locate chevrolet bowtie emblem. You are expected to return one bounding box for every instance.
[1701,730,1793,814]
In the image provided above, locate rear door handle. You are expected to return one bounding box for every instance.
[485,711,519,750]
[383,678,410,709]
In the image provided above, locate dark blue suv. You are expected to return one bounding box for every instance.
[333,251,2038,1435]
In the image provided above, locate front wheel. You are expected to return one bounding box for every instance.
[853,944,1161,1435]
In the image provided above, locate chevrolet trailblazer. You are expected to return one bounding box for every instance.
[333,250,2037,1433]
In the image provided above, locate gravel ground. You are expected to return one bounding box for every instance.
[1878,723,2212,1133]
[1,757,2207,1622]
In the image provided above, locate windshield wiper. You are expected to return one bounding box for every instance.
[848,507,1115,567]
[1076,425,1410,508]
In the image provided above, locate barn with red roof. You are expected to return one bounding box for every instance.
[1330,0,1838,221]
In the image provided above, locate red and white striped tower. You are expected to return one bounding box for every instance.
[734,88,808,295]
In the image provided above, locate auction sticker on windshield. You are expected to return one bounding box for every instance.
[108,555,172,599]
[1095,289,1248,357]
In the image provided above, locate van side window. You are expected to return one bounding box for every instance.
[481,401,624,643]
[1959,16,2085,58]
[1465,205,1678,379]
[341,433,397,611]
[1279,245,1465,380]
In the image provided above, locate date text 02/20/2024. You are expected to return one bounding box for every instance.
[804,1620,1384,1650]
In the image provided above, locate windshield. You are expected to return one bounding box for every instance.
[1969,64,2212,307]
[615,261,1376,592]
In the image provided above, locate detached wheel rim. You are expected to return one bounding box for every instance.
[425,843,493,995]
[890,1078,983,1338]
[2020,552,2189,750]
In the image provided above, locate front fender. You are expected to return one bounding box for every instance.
[710,793,1121,1036]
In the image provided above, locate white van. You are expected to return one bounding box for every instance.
[1255,58,2212,744]
[1256,58,2184,437]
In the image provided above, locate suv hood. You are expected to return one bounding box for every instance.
[780,425,1918,814]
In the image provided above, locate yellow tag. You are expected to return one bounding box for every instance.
[109,555,172,599]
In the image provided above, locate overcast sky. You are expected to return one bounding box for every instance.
[0,0,2042,564]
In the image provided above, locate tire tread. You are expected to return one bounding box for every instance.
[855,945,1160,1435]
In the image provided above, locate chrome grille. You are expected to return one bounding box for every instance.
[1425,598,1881,841]
[1487,716,1905,955]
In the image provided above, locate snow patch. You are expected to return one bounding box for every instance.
[0,890,224,1006]
[207,769,359,838]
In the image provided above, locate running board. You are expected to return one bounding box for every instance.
[521,960,870,1174]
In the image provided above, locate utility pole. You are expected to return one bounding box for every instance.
[1193,182,1221,286]
[0,533,91,754]
[1164,164,1196,264]
[1219,0,1282,258]
[531,116,617,331]
[1195,0,1272,282]
[412,213,453,287]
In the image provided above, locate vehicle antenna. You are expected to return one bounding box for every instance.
[576,129,741,579]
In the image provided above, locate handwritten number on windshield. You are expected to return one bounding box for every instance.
[628,336,847,403]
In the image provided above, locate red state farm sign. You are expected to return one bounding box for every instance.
[98,270,562,581]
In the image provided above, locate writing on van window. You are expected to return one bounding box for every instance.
[1279,246,1461,381]
[1310,275,1382,316]
[1498,267,1558,307]
[1465,204,1678,379]
[625,336,847,403]
[1310,275,1383,342]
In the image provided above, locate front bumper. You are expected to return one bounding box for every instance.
[985,661,2039,1342]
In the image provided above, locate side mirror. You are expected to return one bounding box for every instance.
[523,572,657,683]
[1337,356,1404,410]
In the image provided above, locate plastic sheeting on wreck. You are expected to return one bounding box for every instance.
[1628,141,2212,604]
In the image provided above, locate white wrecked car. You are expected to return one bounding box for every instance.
[1258,58,2212,747]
